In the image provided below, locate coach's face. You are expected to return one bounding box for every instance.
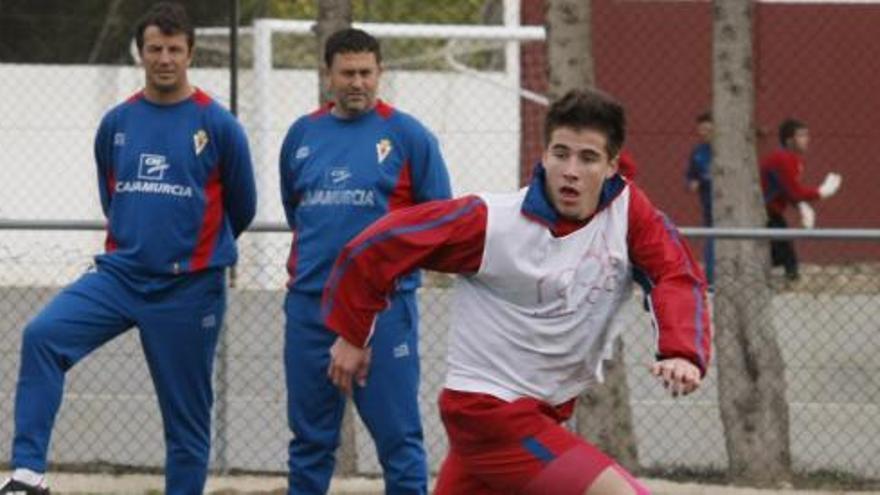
[327,51,381,118]
[141,25,193,103]
[543,126,618,221]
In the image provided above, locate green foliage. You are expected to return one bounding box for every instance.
[240,0,492,25]
[259,0,504,71]
[0,0,500,66]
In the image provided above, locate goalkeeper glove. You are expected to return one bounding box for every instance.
[798,202,815,229]
[818,172,842,199]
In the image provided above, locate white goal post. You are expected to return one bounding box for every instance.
[237,1,551,234]
[248,2,548,195]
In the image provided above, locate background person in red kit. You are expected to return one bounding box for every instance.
[760,118,841,281]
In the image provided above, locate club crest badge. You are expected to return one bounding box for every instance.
[376,138,392,164]
[193,129,209,156]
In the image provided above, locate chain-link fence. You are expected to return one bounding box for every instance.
[2,0,880,489]
[1,226,880,486]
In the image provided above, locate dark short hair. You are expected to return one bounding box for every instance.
[778,118,807,147]
[544,88,626,158]
[134,2,195,53]
[324,28,382,67]
[696,111,712,124]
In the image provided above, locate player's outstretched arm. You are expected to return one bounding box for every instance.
[322,195,487,348]
[626,184,713,376]
[774,156,821,203]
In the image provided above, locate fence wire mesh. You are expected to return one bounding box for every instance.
[1,231,879,484]
[1,0,880,489]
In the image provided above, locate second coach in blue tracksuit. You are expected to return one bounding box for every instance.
[279,28,452,495]
[2,4,256,495]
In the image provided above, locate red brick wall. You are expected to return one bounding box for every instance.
[521,0,880,262]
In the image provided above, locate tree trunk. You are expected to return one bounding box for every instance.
[315,0,352,105]
[711,0,792,485]
[575,338,640,470]
[87,0,124,63]
[315,0,355,474]
[545,0,639,470]
[544,0,594,101]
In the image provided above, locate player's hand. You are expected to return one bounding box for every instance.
[651,358,701,397]
[818,172,842,198]
[797,202,816,229]
[687,180,699,192]
[328,337,371,395]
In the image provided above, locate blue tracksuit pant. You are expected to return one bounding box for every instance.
[11,266,225,495]
[284,290,426,495]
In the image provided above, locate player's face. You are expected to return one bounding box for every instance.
[542,127,618,221]
[326,51,381,118]
[791,128,810,153]
[140,26,192,102]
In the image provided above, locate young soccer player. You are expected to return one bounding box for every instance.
[323,88,712,494]
[760,118,841,281]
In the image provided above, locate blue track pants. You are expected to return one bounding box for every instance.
[11,267,225,495]
[284,290,426,495]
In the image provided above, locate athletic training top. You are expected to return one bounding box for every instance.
[760,148,820,216]
[323,167,712,405]
[94,88,257,289]
[279,100,452,294]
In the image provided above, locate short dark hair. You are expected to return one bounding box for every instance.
[778,118,807,147]
[696,111,712,124]
[324,28,382,67]
[544,88,626,158]
[134,2,195,53]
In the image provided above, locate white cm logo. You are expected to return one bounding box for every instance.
[138,154,170,181]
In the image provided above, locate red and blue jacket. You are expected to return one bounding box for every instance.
[760,148,820,216]
[323,166,712,374]
[94,88,257,287]
[279,100,452,293]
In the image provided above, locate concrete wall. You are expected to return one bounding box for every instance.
[0,63,520,222]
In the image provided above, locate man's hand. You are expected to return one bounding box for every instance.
[818,172,842,199]
[798,202,816,229]
[651,358,702,397]
[328,337,371,395]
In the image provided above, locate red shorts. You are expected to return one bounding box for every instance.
[434,389,644,495]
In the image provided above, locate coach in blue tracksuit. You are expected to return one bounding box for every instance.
[279,28,452,495]
[0,4,256,495]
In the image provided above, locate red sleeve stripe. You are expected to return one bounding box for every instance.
[190,166,224,271]
[104,168,117,252]
[104,232,118,253]
[322,196,484,320]
[105,164,116,195]
[285,232,299,289]
[388,161,414,210]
